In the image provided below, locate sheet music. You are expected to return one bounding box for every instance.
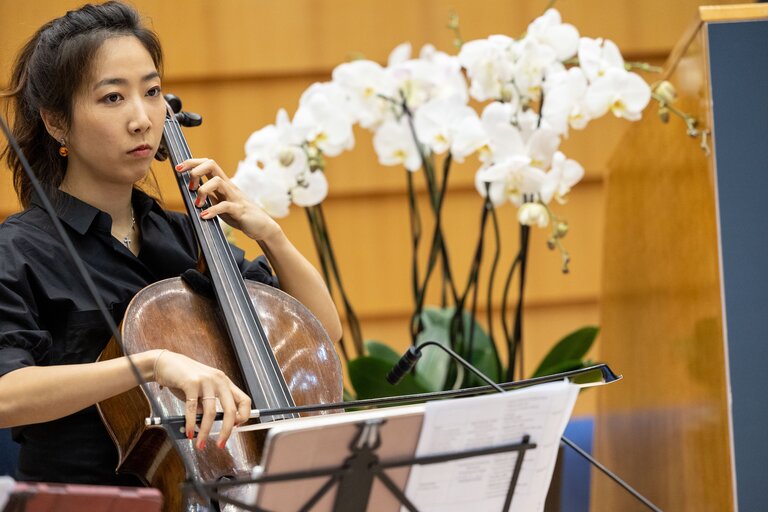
[403,381,579,512]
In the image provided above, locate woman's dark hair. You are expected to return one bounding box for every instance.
[2,1,163,208]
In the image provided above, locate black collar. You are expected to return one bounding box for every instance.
[29,187,167,235]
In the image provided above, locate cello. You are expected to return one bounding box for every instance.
[97,97,343,511]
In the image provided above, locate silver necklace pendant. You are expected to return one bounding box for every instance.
[115,207,136,249]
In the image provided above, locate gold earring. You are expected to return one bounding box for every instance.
[58,138,68,157]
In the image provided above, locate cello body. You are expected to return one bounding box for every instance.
[98,278,343,511]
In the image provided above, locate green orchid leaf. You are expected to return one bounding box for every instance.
[532,326,599,377]
[364,340,402,366]
[533,358,589,377]
[414,308,454,391]
[343,387,356,402]
[348,355,430,399]
[454,313,500,386]
[415,307,500,390]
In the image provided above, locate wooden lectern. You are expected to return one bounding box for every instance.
[594,4,768,511]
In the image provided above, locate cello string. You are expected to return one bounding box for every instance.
[165,113,295,410]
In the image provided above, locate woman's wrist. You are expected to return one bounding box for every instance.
[256,223,288,253]
[252,219,284,245]
[132,349,167,382]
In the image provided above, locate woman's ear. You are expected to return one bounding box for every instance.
[39,109,66,143]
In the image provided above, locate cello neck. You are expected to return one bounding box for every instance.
[161,104,297,419]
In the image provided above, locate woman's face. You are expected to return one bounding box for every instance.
[65,35,165,188]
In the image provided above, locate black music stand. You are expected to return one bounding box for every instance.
[198,418,537,512]
[189,380,580,512]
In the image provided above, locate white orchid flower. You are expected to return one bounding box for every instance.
[413,96,486,161]
[526,8,580,61]
[526,127,561,171]
[458,36,515,102]
[476,100,562,206]
[232,160,293,218]
[332,60,398,129]
[418,44,469,104]
[387,45,467,110]
[481,103,559,167]
[510,38,559,100]
[294,82,356,157]
[541,151,585,204]
[578,37,624,83]
[585,67,651,121]
[388,42,412,67]
[542,67,590,135]
[243,124,278,165]
[244,109,306,166]
[477,159,550,207]
[517,202,549,227]
[373,117,422,171]
[474,169,508,206]
[480,101,524,164]
[241,109,310,213]
[450,112,488,163]
[292,169,329,207]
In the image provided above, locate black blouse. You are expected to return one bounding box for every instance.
[0,188,277,485]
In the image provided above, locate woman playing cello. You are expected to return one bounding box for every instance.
[0,0,341,487]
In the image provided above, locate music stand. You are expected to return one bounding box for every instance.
[197,381,577,512]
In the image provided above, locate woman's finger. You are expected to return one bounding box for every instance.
[175,158,208,192]
[196,381,219,450]
[214,383,238,449]
[233,384,252,426]
[195,176,230,208]
[199,200,241,220]
[183,392,199,441]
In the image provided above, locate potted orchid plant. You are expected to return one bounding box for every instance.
[232,8,654,398]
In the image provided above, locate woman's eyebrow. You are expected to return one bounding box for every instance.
[93,71,161,90]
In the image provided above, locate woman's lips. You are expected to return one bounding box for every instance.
[128,145,152,158]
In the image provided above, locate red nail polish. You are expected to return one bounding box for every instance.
[195,197,202,207]
[217,439,226,449]
[199,439,206,450]
[175,164,183,171]
[200,210,210,218]
[187,430,194,440]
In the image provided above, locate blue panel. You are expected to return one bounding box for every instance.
[708,20,768,511]
[0,428,18,476]
[560,417,593,512]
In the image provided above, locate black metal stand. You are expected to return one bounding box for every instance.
[198,418,537,512]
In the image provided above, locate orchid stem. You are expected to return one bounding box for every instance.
[486,199,503,379]
[512,224,531,380]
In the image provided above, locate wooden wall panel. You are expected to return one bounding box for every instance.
[592,14,735,510]
[0,0,743,79]
[0,1,742,419]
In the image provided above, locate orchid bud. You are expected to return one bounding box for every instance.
[555,221,569,238]
[654,80,677,104]
[518,203,549,228]
[658,106,670,124]
[278,148,296,167]
[500,85,515,103]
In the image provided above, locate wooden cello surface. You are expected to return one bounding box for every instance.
[99,280,343,511]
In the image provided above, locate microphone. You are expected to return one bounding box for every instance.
[386,341,663,512]
[386,341,505,393]
[385,346,422,385]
